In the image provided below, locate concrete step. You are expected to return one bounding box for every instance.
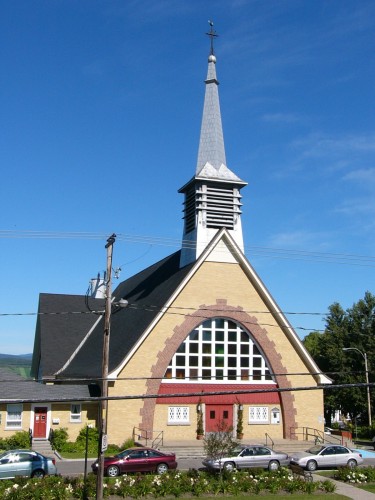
[31,439,55,457]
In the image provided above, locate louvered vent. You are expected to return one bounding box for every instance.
[182,187,196,234]
[198,185,242,229]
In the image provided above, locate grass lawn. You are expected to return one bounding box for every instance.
[358,483,375,493]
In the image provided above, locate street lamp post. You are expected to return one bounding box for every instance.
[342,347,371,427]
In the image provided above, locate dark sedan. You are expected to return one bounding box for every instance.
[91,447,177,477]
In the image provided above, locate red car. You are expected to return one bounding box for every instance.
[91,447,177,476]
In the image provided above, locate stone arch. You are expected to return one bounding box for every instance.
[139,300,297,438]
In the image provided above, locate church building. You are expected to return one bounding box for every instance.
[29,27,330,446]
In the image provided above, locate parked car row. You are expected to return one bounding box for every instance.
[202,443,363,473]
[0,443,365,480]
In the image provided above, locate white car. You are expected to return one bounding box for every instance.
[290,444,363,471]
[203,444,290,472]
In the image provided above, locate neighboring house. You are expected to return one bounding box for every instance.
[29,35,331,445]
[0,368,95,441]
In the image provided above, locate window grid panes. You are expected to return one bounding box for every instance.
[249,406,269,423]
[168,407,190,423]
[164,318,273,383]
[6,404,23,429]
[70,403,82,423]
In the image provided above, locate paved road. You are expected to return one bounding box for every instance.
[56,455,375,477]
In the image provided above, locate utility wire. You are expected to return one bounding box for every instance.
[1,230,375,267]
[0,370,369,384]
[1,381,374,405]
[0,304,328,333]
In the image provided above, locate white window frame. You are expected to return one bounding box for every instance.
[249,406,269,424]
[168,406,190,425]
[6,404,23,429]
[70,403,82,423]
[271,407,280,424]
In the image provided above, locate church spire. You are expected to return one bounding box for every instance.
[179,23,247,268]
[196,21,227,175]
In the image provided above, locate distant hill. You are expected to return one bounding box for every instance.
[0,353,32,378]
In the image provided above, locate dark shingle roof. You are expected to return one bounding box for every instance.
[32,294,104,378]
[37,251,194,379]
[0,368,91,401]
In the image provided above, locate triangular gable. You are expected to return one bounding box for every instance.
[110,228,331,386]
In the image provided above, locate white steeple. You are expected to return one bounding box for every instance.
[179,22,247,268]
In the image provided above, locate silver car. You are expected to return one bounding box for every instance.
[0,449,57,479]
[202,444,290,472]
[290,444,363,471]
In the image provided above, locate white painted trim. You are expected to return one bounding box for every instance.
[30,403,52,439]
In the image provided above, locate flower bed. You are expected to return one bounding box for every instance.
[0,468,336,499]
[334,465,375,484]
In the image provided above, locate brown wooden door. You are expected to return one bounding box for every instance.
[205,404,233,433]
[33,407,48,438]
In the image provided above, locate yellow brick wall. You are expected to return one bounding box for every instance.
[104,259,323,444]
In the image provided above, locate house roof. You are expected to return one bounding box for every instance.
[0,367,91,402]
[35,251,194,380]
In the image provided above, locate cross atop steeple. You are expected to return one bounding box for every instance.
[206,20,218,56]
[179,23,247,268]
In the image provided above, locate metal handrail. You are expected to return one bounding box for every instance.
[132,427,164,448]
[265,433,274,449]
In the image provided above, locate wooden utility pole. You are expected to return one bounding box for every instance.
[96,233,116,500]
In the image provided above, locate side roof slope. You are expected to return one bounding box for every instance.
[55,251,194,379]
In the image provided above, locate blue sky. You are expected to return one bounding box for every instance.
[1,0,374,354]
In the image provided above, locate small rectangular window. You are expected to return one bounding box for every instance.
[249,406,269,423]
[6,404,23,429]
[70,403,82,423]
[168,407,189,424]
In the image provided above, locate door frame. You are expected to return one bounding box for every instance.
[205,404,234,433]
[30,404,51,439]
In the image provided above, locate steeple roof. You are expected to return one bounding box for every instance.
[195,24,244,183]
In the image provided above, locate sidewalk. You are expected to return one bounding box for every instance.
[314,475,375,499]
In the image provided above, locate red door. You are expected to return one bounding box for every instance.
[205,404,233,433]
[34,407,48,438]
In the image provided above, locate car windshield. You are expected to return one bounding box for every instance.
[307,445,324,454]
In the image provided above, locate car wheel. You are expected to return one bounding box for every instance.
[347,459,357,469]
[31,469,45,478]
[156,463,169,474]
[306,460,318,471]
[223,461,236,472]
[268,460,280,471]
[106,465,120,477]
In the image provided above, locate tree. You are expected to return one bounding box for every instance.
[203,420,239,464]
[303,291,375,428]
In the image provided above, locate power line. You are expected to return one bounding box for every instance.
[0,369,369,384]
[1,381,374,405]
[1,229,375,267]
[0,303,328,333]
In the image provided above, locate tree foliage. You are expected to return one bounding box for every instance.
[303,291,375,428]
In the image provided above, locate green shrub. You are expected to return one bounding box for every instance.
[120,437,135,449]
[5,431,31,450]
[50,427,68,451]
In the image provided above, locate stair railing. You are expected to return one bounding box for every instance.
[265,433,274,449]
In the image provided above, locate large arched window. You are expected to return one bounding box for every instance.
[163,318,274,384]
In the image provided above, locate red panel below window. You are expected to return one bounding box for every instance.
[157,383,280,404]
